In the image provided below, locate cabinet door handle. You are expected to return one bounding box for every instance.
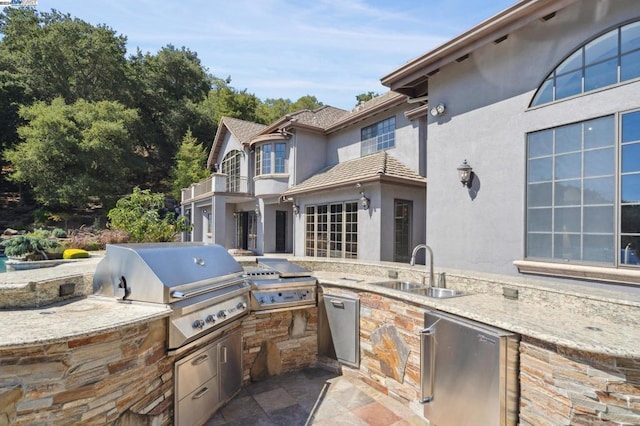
[329,300,345,308]
[221,346,227,364]
[191,354,209,365]
[420,326,436,403]
[193,386,209,399]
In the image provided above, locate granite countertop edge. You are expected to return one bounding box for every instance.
[0,296,172,350]
[315,271,639,359]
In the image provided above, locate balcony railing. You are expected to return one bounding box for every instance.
[181,174,250,202]
[227,177,248,193]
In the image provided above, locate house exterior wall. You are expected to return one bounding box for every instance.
[291,187,381,260]
[425,0,640,281]
[379,183,426,262]
[326,107,424,173]
[292,132,327,184]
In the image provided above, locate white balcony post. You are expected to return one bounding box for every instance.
[212,172,227,192]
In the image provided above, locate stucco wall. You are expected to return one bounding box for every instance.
[293,132,327,185]
[326,106,424,173]
[425,0,640,278]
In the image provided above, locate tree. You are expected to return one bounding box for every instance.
[355,91,380,106]
[4,97,140,209]
[255,95,324,125]
[107,187,190,242]
[0,8,130,103]
[127,45,212,188]
[169,129,210,199]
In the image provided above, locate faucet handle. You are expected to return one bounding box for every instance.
[437,272,446,288]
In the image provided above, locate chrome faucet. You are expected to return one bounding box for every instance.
[410,244,434,287]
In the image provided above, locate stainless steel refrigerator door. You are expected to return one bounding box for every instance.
[422,310,516,426]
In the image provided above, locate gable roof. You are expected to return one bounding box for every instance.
[254,92,412,142]
[283,151,426,197]
[381,0,579,98]
[207,117,266,168]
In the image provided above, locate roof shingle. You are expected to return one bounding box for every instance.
[284,151,425,196]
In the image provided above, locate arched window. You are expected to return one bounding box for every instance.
[531,21,640,106]
[222,150,243,192]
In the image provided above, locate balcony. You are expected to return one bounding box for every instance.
[181,174,250,203]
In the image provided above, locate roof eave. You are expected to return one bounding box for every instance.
[283,175,426,197]
[380,0,579,95]
[326,93,408,133]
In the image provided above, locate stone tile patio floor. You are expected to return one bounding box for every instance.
[206,368,428,425]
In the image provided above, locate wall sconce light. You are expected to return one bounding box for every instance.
[360,191,370,210]
[429,103,446,117]
[457,159,474,187]
[292,204,299,215]
[202,209,208,214]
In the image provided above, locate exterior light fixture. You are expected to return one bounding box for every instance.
[292,204,299,215]
[457,159,473,187]
[254,202,261,217]
[360,191,370,210]
[429,103,446,117]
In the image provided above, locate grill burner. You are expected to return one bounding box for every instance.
[246,258,317,312]
[92,243,251,352]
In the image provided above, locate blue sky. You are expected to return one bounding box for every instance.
[33,0,515,110]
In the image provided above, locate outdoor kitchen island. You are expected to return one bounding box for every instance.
[1,254,639,425]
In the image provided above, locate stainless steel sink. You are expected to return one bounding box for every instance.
[412,287,466,298]
[371,281,467,299]
[370,281,424,291]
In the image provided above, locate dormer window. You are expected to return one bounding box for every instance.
[256,142,287,176]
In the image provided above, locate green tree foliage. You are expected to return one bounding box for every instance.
[127,45,212,186]
[256,95,324,124]
[107,187,191,242]
[0,8,130,103]
[355,91,380,106]
[170,129,210,199]
[4,97,140,209]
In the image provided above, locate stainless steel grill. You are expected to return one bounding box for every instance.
[92,243,251,351]
[245,258,317,312]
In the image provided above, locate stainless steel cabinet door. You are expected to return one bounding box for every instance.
[323,294,360,367]
[218,328,243,404]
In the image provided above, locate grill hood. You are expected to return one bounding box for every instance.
[93,243,244,304]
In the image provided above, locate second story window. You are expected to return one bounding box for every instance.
[256,142,286,175]
[361,116,396,156]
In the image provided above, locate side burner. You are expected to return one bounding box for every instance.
[246,258,317,312]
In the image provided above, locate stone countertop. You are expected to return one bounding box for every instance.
[314,271,640,359]
[0,296,171,349]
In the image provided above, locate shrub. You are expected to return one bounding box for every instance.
[52,228,67,238]
[97,229,129,248]
[63,248,90,259]
[107,187,190,243]
[0,233,60,258]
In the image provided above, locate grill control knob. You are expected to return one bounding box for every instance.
[237,302,247,310]
[205,315,215,323]
[259,297,266,304]
[192,320,205,329]
[217,310,227,319]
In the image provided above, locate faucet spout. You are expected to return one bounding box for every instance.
[410,244,434,287]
